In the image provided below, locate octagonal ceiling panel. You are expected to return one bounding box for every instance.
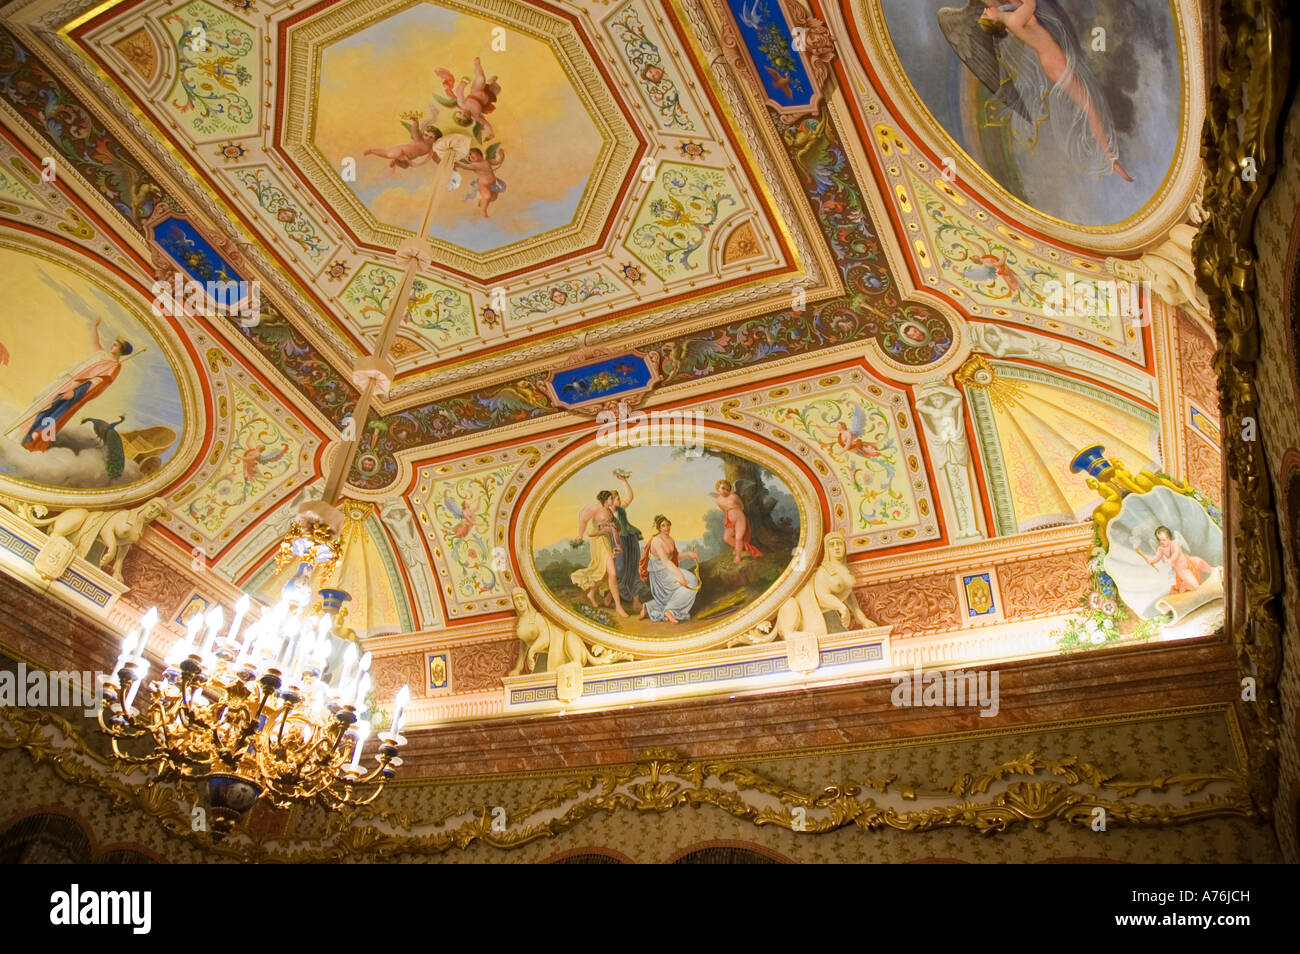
[283,0,628,275]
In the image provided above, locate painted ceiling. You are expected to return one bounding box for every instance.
[0,0,1217,724]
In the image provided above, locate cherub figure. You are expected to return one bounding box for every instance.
[434,58,501,141]
[711,480,762,564]
[456,146,506,218]
[963,247,1029,299]
[815,405,881,460]
[364,109,441,169]
[1135,525,1215,595]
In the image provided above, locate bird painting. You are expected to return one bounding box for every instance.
[82,415,126,479]
[764,65,794,101]
[560,378,590,400]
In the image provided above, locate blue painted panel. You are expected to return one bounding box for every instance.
[552,354,653,405]
[725,0,814,107]
[154,217,246,285]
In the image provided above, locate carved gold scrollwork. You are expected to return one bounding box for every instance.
[1193,0,1290,814]
[0,709,1258,860]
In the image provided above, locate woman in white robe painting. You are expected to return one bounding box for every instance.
[637,515,701,624]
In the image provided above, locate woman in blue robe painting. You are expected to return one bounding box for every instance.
[608,470,646,610]
[637,515,700,624]
[7,317,135,451]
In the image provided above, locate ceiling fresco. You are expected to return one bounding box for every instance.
[59,0,826,402]
[843,0,1204,249]
[0,242,185,490]
[292,0,617,261]
[0,0,1220,731]
[872,0,1185,227]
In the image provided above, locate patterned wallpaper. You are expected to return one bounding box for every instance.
[1250,74,1300,865]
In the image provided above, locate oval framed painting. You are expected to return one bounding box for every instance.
[516,428,823,657]
[0,238,201,507]
[855,0,1205,251]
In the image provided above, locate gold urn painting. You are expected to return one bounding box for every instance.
[519,433,818,656]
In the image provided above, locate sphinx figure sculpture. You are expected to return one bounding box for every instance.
[27,497,167,581]
[508,588,630,675]
[775,530,874,640]
[728,530,875,647]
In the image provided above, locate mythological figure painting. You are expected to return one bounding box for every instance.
[1061,446,1223,651]
[0,245,183,491]
[1103,486,1223,622]
[531,445,800,637]
[877,0,1183,226]
[316,2,601,252]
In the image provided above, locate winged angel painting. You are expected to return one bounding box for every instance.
[364,58,506,218]
[317,4,601,251]
[939,1,1130,181]
[0,246,183,491]
[879,0,1181,226]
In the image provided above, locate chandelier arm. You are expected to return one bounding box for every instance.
[318,782,361,812]
[249,685,273,725]
[313,721,350,768]
[230,707,263,753]
[351,761,391,786]
[274,700,299,746]
[108,735,157,764]
[154,699,174,740]
[283,720,327,778]
[334,776,388,807]
[95,688,121,734]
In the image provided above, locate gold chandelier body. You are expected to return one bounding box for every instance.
[98,589,410,838]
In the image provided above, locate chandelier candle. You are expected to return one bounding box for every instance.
[96,593,410,839]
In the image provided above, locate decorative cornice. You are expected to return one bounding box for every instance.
[850,524,1092,583]
[364,616,515,654]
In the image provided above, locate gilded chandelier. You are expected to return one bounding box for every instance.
[98,592,411,839]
